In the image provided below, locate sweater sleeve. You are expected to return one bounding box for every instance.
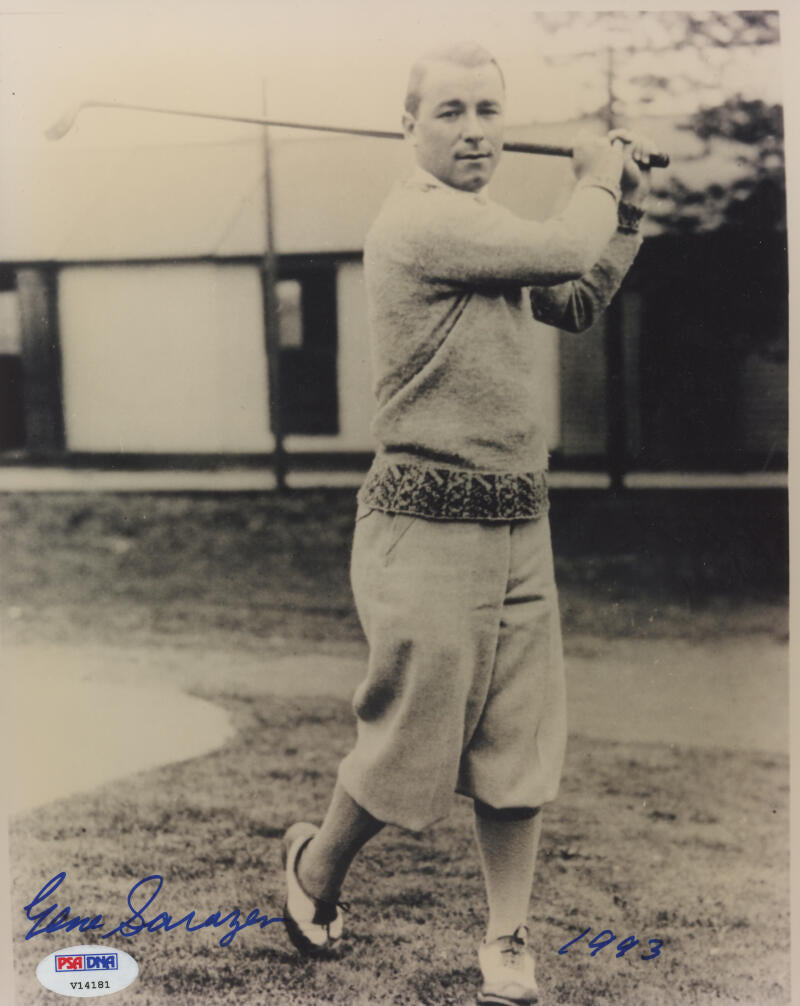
[403,182,620,287]
[528,230,643,333]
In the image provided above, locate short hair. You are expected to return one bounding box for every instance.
[404,43,505,118]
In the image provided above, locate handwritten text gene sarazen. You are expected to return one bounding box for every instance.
[24,872,284,948]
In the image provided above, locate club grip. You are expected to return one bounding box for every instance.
[643,151,670,169]
[502,139,669,169]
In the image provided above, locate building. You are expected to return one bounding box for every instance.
[0,116,788,480]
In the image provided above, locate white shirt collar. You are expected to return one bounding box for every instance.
[410,167,490,204]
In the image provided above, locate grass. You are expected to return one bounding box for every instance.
[2,489,790,1005]
[0,489,788,651]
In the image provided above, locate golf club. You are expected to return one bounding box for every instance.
[45,99,670,168]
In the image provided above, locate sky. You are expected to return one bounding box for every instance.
[0,0,787,153]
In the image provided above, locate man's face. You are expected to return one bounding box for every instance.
[403,59,505,193]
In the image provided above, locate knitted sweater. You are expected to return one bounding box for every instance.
[358,170,643,520]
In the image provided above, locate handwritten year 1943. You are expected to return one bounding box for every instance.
[558,926,663,960]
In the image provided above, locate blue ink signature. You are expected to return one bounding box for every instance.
[24,872,284,948]
[558,926,662,960]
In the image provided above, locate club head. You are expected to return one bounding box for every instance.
[44,104,82,141]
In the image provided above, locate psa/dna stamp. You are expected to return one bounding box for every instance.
[35,945,138,998]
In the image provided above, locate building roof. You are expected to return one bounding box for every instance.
[1,115,761,263]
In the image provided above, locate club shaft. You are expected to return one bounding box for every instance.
[59,100,670,168]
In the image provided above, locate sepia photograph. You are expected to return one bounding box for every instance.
[0,2,791,1004]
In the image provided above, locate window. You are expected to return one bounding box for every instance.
[276,280,303,349]
[0,268,25,450]
[274,265,338,436]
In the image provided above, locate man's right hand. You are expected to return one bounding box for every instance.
[570,136,625,195]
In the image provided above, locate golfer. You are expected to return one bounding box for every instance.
[282,42,653,1005]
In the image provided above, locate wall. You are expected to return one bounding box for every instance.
[55,258,566,460]
[58,263,272,453]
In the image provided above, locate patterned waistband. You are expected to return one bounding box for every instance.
[357,462,549,522]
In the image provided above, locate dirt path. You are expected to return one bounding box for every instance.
[5,646,234,814]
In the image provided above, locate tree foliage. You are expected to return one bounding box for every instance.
[533,11,785,233]
[533,10,780,51]
[648,97,785,233]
